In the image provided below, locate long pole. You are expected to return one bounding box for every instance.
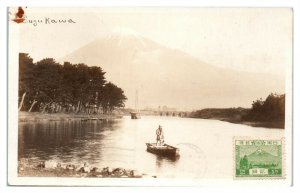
[135,89,138,111]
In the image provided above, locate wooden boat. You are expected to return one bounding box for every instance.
[146,143,180,157]
[130,112,141,119]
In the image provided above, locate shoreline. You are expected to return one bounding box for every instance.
[195,117,284,129]
[188,108,284,129]
[18,111,284,129]
[19,111,123,122]
[18,167,145,178]
[18,160,147,178]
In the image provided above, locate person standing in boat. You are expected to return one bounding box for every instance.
[156,125,164,146]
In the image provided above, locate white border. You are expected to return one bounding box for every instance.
[1,0,300,192]
[233,137,286,180]
[6,7,293,187]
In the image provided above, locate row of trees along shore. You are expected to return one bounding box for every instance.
[242,93,285,123]
[19,53,127,114]
[189,93,285,127]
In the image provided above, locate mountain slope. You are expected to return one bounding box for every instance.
[247,149,279,164]
[61,30,285,110]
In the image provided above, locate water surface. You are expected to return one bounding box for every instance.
[19,116,284,178]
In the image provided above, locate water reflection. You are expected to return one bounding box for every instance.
[155,155,179,168]
[19,120,120,165]
[18,116,284,178]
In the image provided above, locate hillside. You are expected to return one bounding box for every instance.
[61,28,285,110]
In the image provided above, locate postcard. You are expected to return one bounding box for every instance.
[8,7,293,186]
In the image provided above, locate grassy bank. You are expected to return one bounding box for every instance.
[19,111,123,122]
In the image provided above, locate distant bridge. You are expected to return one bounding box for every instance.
[140,110,189,117]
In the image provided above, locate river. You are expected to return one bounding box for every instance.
[18,116,284,178]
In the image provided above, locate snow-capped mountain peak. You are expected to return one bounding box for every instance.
[112,27,141,38]
[108,27,145,48]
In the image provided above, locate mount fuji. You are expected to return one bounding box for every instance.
[61,28,285,110]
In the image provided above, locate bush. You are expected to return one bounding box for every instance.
[242,93,285,123]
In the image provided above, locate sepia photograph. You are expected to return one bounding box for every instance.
[7,7,292,186]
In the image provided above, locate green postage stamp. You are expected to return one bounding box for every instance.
[235,138,284,178]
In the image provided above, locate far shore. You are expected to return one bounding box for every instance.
[188,108,285,129]
[18,111,123,122]
[18,111,284,129]
[188,116,284,129]
[219,118,284,129]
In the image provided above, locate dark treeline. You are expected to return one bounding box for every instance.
[189,107,249,122]
[242,93,285,123]
[189,93,285,128]
[19,53,127,114]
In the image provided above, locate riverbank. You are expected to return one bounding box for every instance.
[226,119,284,129]
[18,160,145,178]
[189,108,284,129]
[19,111,123,122]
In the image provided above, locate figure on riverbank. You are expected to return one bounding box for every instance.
[156,125,164,146]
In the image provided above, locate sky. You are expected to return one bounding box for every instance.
[15,7,292,77]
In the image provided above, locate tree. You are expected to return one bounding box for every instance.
[101,82,127,113]
[30,58,62,112]
[18,53,125,114]
[243,93,285,123]
[240,155,249,169]
[60,63,106,113]
[19,53,35,111]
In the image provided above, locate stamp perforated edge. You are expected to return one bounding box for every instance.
[233,136,286,180]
